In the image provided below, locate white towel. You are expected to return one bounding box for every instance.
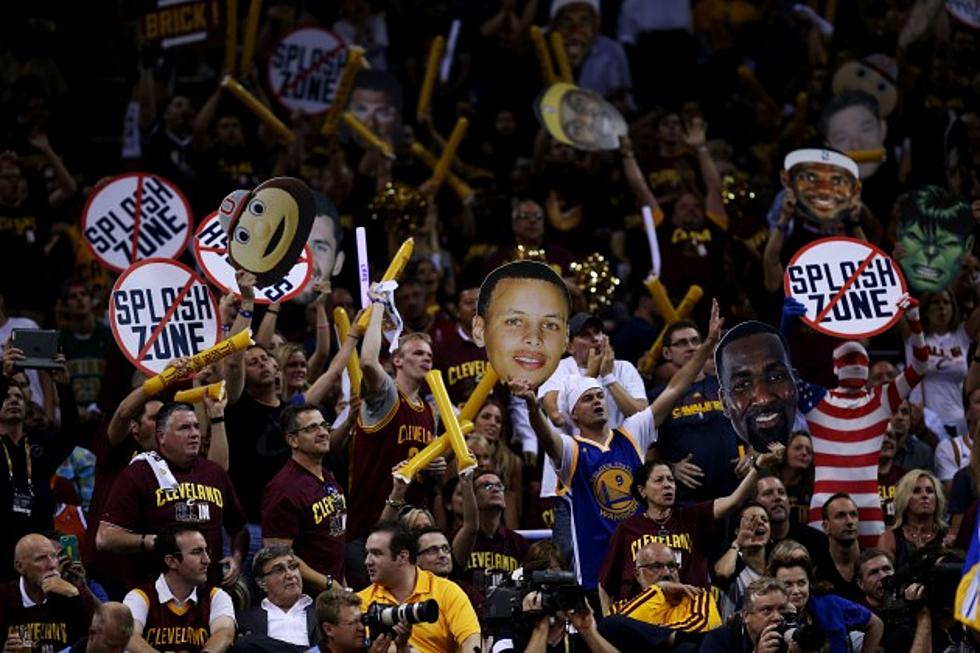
[130,451,179,490]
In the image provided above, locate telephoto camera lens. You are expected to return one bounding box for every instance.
[365,599,440,633]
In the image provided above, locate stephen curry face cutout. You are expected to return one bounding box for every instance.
[472,260,571,389]
[897,185,974,293]
[219,177,316,287]
[537,82,627,152]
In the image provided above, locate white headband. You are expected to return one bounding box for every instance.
[783,148,859,180]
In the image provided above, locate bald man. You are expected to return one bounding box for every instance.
[0,534,96,652]
[598,542,721,650]
[64,602,133,653]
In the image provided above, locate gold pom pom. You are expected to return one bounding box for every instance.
[570,253,620,313]
[368,181,427,237]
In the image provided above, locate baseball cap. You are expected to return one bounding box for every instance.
[569,313,603,337]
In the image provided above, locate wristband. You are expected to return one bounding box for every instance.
[222,324,231,333]
[776,223,790,233]
[601,374,617,387]
[210,416,225,424]
[266,309,279,315]
[325,575,334,590]
[239,309,253,319]
[385,498,406,508]
[140,534,147,552]
[752,455,762,472]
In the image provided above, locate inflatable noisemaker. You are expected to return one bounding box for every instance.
[342,111,394,159]
[736,65,780,116]
[637,280,704,374]
[530,26,557,85]
[416,36,445,123]
[549,31,574,83]
[409,142,474,203]
[396,370,477,481]
[223,0,238,74]
[428,117,468,191]
[240,0,261,72]
[222,76,295,143]
[174,381,227,404]
[355,237,415,329]
[333,307,363,398]
[847,148,886,164]
[320,47,368,137]
[143,329,254,396]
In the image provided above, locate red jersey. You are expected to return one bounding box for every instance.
[347,381,435,540]
[262,458,347,588]
[599,501,717,600]
[100,456,246,587]
[130,581,214,653]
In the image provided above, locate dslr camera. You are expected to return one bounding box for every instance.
[879,548,964,624]
[364,599,439,636]
[774,612,826,653]
[484,569,587,631]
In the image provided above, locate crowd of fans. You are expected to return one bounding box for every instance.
[1,0,980,651]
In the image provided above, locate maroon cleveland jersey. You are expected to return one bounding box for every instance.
[130,581,215,653]
[262,458,347,589]
[347,385,435,540]
[455,525,529,595]
[100,456,246,587]
[878,464,906,526]
[599,501,717,600]
[430,324,490,406]
[0,580,96,651]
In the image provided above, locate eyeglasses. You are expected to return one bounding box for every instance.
[290,421,328,436]
[418,544,451,556]
[636,561,679,572]
[514,211,543,222]
[668,337,701,348]
[262,561,300,577]
[479,482,506,492]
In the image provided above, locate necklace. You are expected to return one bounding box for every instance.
[645,508,673,537]
[902,524,935,548]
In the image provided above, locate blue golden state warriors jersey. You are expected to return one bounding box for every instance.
[559,427,646,589]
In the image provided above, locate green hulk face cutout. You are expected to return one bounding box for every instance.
[897,186,974,293]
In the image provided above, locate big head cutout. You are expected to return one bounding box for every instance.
[819,91,888,178]
[473,260,571,389]
[832,55,898,118]
[715,321,799,452]
[219,177,316,287]
[537,82,627,151]
[897,185,974,293]
[780,148,861,229]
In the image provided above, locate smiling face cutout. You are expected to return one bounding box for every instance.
[221,177,316,287]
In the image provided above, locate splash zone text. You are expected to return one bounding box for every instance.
[114,285,214,360]
[786,257,898,323]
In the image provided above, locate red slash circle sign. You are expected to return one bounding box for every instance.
[784,236,907,339]
[110,259,220,376]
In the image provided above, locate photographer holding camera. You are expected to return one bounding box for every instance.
[768,551,882,653]
[700,576,794,652]
[311,589,409,653]
[854,548,932,653]
[357,521,480,653]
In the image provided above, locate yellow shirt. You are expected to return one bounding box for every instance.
[611,584,722,632]
[357,569,480,653]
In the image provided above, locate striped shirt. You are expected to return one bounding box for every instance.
[800,308,927,549]
[611,583,721,632]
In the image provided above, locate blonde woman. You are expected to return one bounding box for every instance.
[273,343,310,401]
[470,398,523,529]
[877,469,947,568]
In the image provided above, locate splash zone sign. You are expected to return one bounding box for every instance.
[268,28,347,115]
[784,237,907,338]
[81,173,192,272]
[192,211,313,304]
[110,259,221,375]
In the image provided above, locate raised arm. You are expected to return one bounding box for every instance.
[451,470,478,565]
[222,271,256,403]
[359,294,388,394]
[192,84,223,152]
[254,301,281,350]
[28,130,77,208]
[510,377,563,464]
[712,445,784,520]
[651,299,723,426]
[306,309,366,407]
[763,191,795,292]
[683,118,727,230]
[620,135,661,220]
[306,283,333,377]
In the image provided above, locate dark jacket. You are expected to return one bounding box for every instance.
[233,598,321,653]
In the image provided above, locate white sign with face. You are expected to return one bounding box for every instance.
[110,259,220,375]
[784,236,906,339]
